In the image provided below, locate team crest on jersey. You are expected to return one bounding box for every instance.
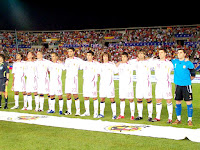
[183,65,186,69]
[105,125,149,132]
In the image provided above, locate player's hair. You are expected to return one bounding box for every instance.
[159,49,167,53]
[137,49,146,55]
[87,50,94,56]
[122,52,128,57]
[17,53,24,60]
[51,52,58,57]
[37,51,43,55]
[0,54,5,61]
[177,49,186,54]
[68,47,75,52]
[101,52,111,63]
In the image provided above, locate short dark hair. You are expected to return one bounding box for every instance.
[87,50,94,56]
[0,54,5,61]
[51,52,58,57]
[159,49,167,53]
[138,49,146,54]
[122,52,128,58]
[177,49,186,53]
[68,47,75,52]
[17,53,24,60]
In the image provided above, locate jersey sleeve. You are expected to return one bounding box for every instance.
[12,63,16,74]
[187,61,194,69]
[4,62,10,74]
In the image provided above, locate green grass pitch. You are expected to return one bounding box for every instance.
[0,70,200,149]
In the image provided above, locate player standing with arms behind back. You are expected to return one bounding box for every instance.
[171,49,195,126]
[11,53,27,110]
[97,52,117,119]
[48,52,64,114]
[24,51,39,110]
[80,50,99,118]
[129,50,153,122]
[35,51,50,111]
[116,52,135,120]
[151,49,174,123]
[64,47,82,116]
[0,54,9,109]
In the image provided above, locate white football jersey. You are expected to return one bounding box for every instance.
[49,61,63,82]
[129,59,152,82]
[64,57,83,80]
[117,62,134,84]
[99,62,118,85]
[81,60,99,82]
[35,58,51,79]
[12,61,25,78]
[24,61,37,78]
[152,59,174,82]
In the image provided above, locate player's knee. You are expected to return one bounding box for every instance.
[129,99,134,103]
[156,99,162,103]
[147,99,152,104]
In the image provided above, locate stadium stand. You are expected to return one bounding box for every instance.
[0,25,199,64]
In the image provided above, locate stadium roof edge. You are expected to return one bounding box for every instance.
[0,24,199,32]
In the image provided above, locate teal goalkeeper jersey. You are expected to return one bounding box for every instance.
[172,59,194,86]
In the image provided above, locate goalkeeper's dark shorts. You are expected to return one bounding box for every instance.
[0,78,6,92]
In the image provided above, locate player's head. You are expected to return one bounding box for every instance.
[137,49,145,60]
[27,51,34,60]
[159,49,167,60]
[87,50,94,61]
[177,49,186,60]
[37,51,43,60]
[121,52,128,63]
[67,47,75,58]
[0,54,5,63]
[101,52,111,63]
[51,52,58,62]
[16,53,23,61]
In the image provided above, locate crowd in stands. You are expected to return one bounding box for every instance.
[0,26,199,64]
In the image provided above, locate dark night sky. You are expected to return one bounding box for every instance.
[0,0,199,30]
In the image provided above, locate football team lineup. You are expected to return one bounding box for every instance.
[0,47,197,127]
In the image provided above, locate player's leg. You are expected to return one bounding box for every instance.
[135,99,143,120]
[153,99,162,122]
[65,93,72,115]
[173,85,183,124]
[47,95,51,110]
[98,98,105,118]
[117,99,125,119]
[166,99,173,123]
[39,94,44,111]
[11,91,19,109]
[146,98,153,121]
[129,99,135,120]
[26,92,32,110]
[34,92,39,111]
[58,95,63,115]
[80,97,90,116]
[21,91,28,110]
[110,98,117,119]
[73,94,80,116]
[93,97,98,118]
[48,95,55,113]
[186,101,193,126]
[184,85,193,126]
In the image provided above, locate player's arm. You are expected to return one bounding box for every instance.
[188,61,196,80]
[189,69,196,80]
